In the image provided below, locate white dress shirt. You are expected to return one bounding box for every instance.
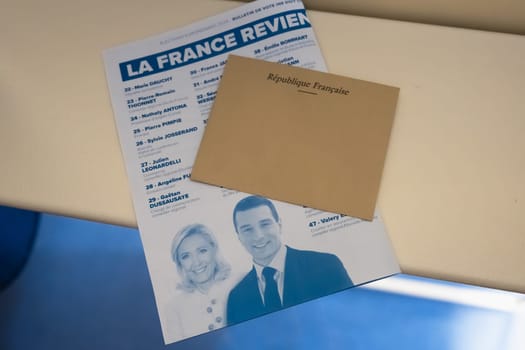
[253,244,287,305]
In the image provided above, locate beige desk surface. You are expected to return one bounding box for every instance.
[1,0,524,292]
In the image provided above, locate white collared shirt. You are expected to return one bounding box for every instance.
[253,245,287,305]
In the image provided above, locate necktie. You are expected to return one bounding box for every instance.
[262,266,282,312]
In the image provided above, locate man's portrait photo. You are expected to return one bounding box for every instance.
[226,195,353,325]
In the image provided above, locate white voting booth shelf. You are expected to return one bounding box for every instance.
[1,0,524,292]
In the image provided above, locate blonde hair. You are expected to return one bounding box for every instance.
[171,223,231,293]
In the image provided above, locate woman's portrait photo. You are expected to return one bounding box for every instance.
[164,223,233,341]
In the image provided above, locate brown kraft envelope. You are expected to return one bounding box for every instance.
[191,55,399,220]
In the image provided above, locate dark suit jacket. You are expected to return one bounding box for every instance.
[226,246,353,325]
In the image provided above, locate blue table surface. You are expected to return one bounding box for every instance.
[0,211,523,350]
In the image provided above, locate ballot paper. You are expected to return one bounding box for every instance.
[103,0,399,344]
[192,55,399,220]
